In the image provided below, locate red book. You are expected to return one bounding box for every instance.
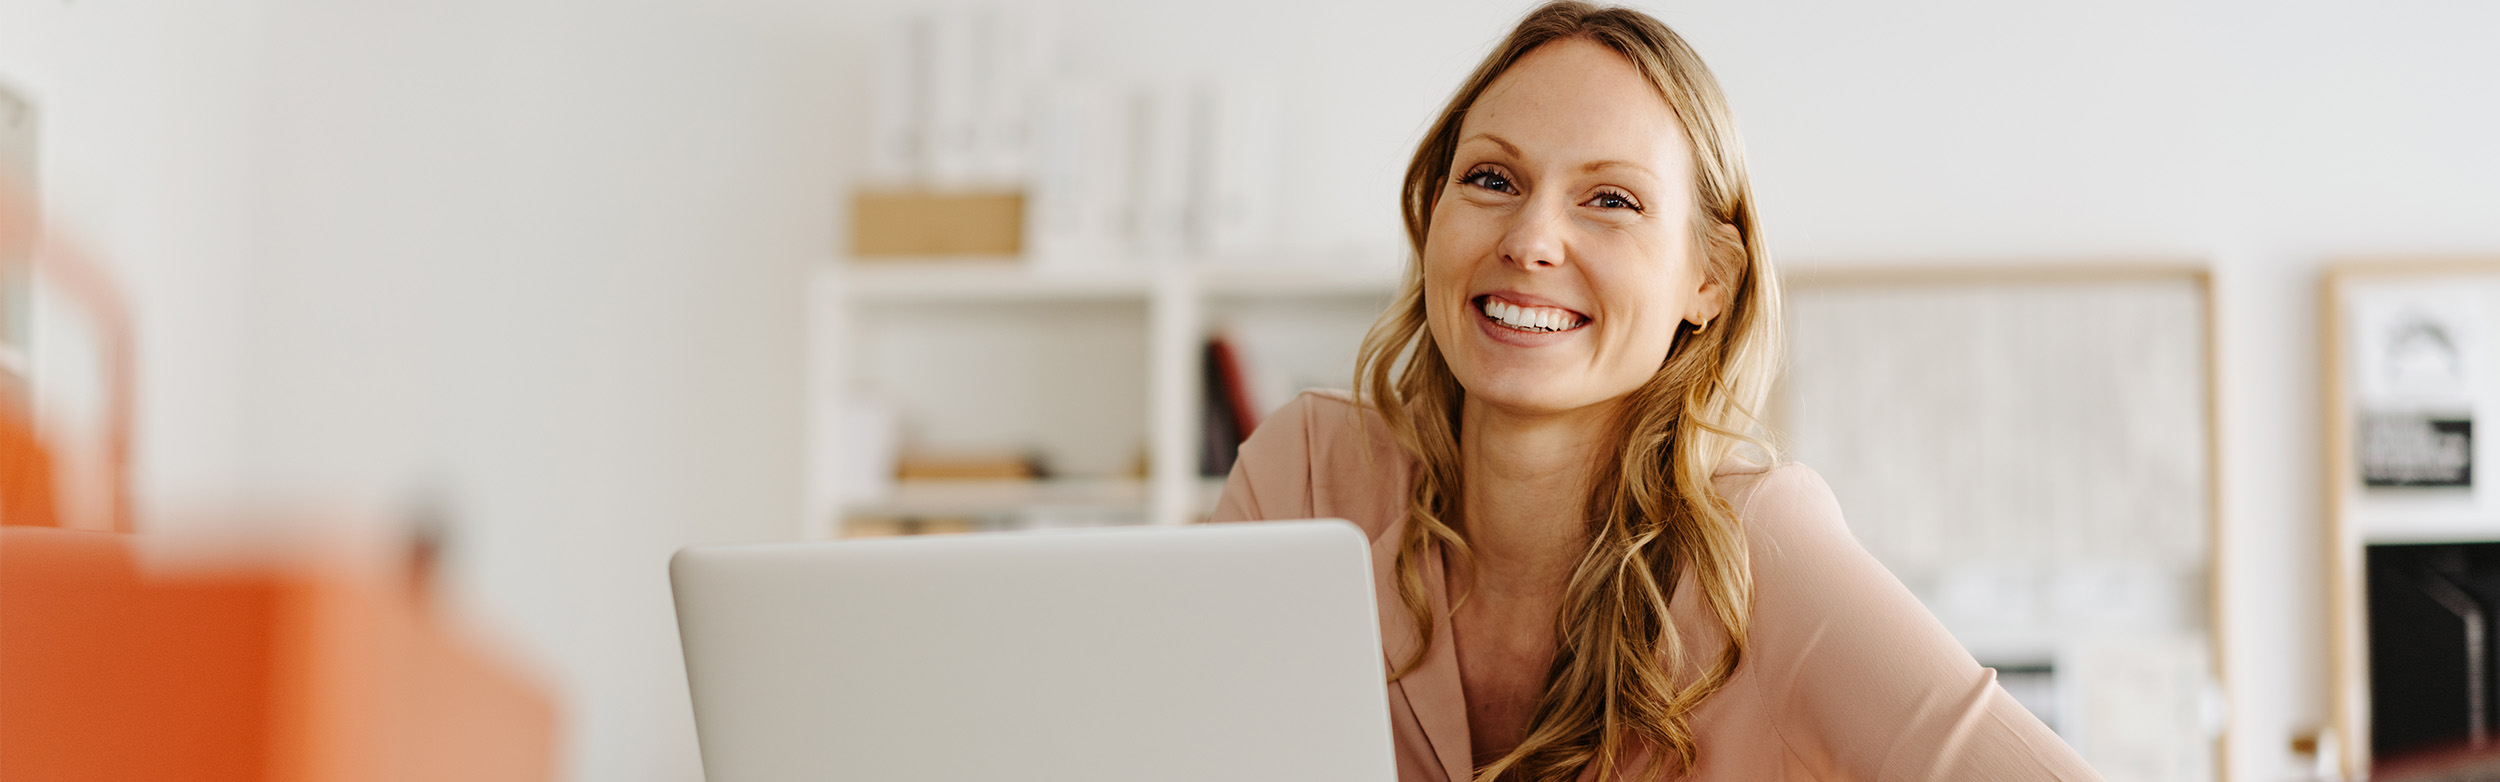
[1209,333,1260,437]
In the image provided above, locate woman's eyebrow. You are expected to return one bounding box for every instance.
[1580,160,1655,178]
[1458,132,1521,157]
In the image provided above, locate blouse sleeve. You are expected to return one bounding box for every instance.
[1739,464,2102,781]
[1206,393,1316,524]
[1206,453,1267,523]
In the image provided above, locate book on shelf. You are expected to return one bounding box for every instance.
[1200,332,1262,477]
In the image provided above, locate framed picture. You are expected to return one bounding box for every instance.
[2324,259,2500,778]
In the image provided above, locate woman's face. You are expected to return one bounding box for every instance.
[1422,38,1722,419]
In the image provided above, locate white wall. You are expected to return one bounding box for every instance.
[237,6,841,780]
[6,0,2496,780]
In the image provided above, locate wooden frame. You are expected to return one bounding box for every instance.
[2321,257,2500,779]
[1780,261,2226,780]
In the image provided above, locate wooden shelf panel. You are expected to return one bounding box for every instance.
[1199,268,1400,298]
[843,478,1150,518]
[841,262,1154,301]
[829,260,1400,303]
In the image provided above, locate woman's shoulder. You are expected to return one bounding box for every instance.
[1210,390,1411,540]
[1709,460,1853,562]
[1711,458,1831,507]
[1236,389,1385,465]
[1255,388,1372,438]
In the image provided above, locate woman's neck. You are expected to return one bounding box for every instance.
[1456,398,1616,592]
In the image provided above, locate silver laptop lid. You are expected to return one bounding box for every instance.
[670,520,1396,782]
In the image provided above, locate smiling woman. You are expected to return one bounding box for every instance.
[1209,2,2100,781]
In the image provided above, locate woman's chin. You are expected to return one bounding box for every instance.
[1457,376,1623,421]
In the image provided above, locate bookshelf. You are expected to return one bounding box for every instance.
[806,259,1397,539]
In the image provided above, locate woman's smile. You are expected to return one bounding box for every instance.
[1471,292,1590,347]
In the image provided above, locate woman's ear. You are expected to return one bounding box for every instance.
[1691,220,1744,324]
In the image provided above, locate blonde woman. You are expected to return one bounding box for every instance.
[1209,3,2098,780]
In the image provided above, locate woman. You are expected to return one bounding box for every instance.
[1209,3,2099,780]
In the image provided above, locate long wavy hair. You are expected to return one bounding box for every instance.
[1349,3,1783,780]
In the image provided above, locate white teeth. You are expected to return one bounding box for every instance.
[1479,298,1580,332]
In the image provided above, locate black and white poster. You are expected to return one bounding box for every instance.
[2350,290,2480,490]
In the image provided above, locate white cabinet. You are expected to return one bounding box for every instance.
[805,258,1396,538]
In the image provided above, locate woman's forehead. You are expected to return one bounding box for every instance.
[1461,39,1690,173]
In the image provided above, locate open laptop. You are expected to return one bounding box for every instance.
[670,520,1397,782]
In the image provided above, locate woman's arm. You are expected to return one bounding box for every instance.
[1739,464,2101,781]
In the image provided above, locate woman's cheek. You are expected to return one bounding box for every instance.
[1419,256,1466,350]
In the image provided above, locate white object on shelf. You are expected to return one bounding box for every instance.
[1195,78,1283,259]
[862,13,924,185]
[971,4,1051,186]
[1029,78,1133,269]
[1128,81,1196,257]
[920,5,981,186]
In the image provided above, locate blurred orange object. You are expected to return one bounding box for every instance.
[0,187,555,781]
[0,526,559,782]
[0,406,58,527]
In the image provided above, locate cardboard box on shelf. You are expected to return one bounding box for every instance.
[893,451,1044,481]
[849,190,1024,257]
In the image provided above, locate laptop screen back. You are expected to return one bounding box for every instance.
[670,520,1396,782]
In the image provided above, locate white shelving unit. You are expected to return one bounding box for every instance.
[806,258,1398,538]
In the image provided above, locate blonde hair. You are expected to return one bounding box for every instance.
[1350,3,1783,779]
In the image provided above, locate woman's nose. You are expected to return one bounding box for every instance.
[1497,197,1566,270]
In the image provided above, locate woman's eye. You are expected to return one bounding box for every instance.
[1588,190,1642,211]
[1460,168,1514,193]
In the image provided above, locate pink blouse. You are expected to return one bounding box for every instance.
[1209,390,2101,781]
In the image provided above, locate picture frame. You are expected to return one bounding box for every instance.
[2322,259,2500,778]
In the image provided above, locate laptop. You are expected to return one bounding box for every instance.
[669,520,1398,782]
